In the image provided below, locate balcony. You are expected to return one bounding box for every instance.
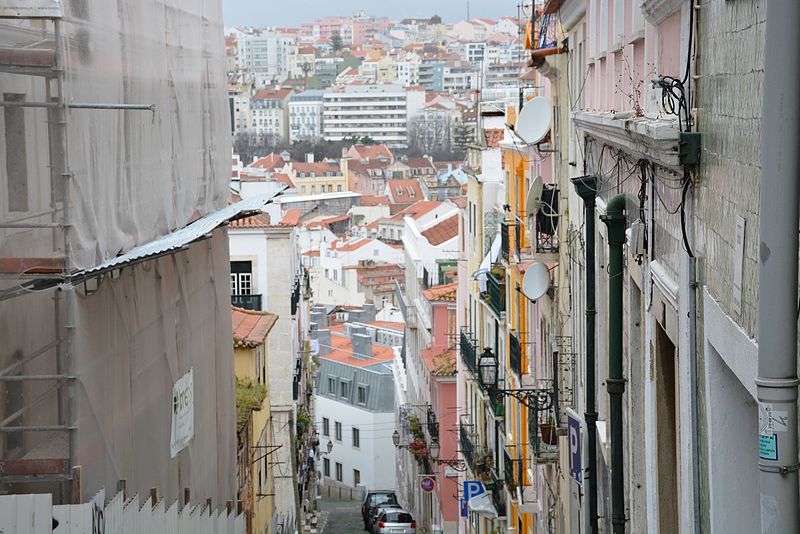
[485,269,506,318]
[509,331,522,378]
[490,469,507,517]
[503,449,517,493]
[529,404,559,464]
[231,294,262,310]
[460,328,478,377]
[534,184,559,254]
[501,220,521,262]
[459,422,476,468]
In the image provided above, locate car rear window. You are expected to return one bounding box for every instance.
[383,512,413,523]
[371,494,396,506]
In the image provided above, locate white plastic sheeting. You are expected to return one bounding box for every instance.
[0,0,230,271]
[0,490,246,534]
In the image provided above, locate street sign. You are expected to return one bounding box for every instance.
[462,480,485,517]
[420,476,435,493]
[567,411,582,486]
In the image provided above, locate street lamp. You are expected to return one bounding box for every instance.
[477,347,554,411]
[392,430,401,448]
[427,439,467,472]
[320,439,333,455]
[521,0,535,21]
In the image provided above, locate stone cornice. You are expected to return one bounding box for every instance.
[572,111,681,168]
[640,0,684,26]
[560,0,586,31]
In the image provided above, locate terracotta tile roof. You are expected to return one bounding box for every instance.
[333,238,372,252]
[232,307,278,348]
[349,144,393,161]
[484,128,504,148]
[421,348,457,376]
[229,213,271,228]
[359,195,390,206]
[308,214,349,228]
[406,157,434,169]
[422,282,458,302]
[389,200,441,221]
[303,250,321,256]
[387,179,424,203]
[251,153,288,171]
[229,191,243,204]
[274,173,295,187]
[369,320,405,331]
[348,159,389,175]
[298,45,315,54]
[319,333,395,367]
[291,161,341,175]
[420,213,459,245]
[451,196,468,209]
[252,87,293,101]
[279,209,302,226]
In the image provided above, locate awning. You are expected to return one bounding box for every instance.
[74,189,284,279]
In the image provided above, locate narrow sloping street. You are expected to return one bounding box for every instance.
[318,496,363,533]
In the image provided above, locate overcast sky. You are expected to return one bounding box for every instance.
[222,0,514,28]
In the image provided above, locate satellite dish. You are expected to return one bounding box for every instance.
[515,96,552,145]
[521,262,550,301]
[525,176,544,217]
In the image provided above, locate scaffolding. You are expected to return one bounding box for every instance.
[0,3,152,500]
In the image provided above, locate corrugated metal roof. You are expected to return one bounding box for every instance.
[74,190,284,278]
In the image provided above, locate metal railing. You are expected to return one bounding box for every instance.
[460,328,478,377]
[459,423,476,468]
[231,294,262,310]
[501,220,520,261]
[491,469,507,517]
[509,331,522,378]
[503,449,516,493]
[485,271,506,317]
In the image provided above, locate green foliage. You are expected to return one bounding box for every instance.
[236,378,267,431]
[330,32,343,52]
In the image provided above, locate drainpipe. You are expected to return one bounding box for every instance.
[757,1,800,532]
[571,175,598,534]
[601,194,626,534]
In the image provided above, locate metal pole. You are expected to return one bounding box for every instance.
[757,1,800,532]
[601,194,626,534]
[688,257,701,534]
[571,175,598,534]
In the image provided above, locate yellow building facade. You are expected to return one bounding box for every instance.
[233,307,279,534]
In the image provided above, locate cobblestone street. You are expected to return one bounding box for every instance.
[318,496,364,534]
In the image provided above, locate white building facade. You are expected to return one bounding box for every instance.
[289,90,325,142]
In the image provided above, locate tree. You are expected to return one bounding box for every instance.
[330,32,343,52]
[233,131,277,165]
[452,119,476,155]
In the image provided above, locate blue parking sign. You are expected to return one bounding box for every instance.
[568,412,582,485]
[462,480,485,517]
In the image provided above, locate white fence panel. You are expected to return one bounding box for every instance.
[0,493,52,534]
[1,491,244,534]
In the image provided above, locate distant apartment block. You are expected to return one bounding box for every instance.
[322,85,425,147]
[236,31,291,85]
[289,90,325,141]
[251,87,294,142]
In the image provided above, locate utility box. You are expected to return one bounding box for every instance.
[679,132,702,165]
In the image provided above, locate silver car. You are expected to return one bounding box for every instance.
[373,508,416,534]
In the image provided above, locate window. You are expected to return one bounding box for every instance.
[335,462,343,482]
[357,385,367,405]
[337,185,342,192]
[322,417,330,436]
[230,261,253,295]
[328,377,336,394]
[335,421,342,441]
[354,469,361,486]
[323,457,330,477]
[340,381,349,398]
[352,427,360,448]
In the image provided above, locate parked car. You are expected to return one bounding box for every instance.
[361,490,398,529]
[368,503,403,533]
[372,508,416,534]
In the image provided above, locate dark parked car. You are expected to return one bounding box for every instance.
[373,508,416,534]
[361,490,398,529]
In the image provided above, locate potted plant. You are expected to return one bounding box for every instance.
[539,415,558,445]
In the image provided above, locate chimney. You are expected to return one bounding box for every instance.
[362,303,377,322]
[317,329,332,355]
[352,332,373,360]
[311,307,328,327]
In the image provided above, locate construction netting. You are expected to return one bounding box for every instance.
[0,0,237,506]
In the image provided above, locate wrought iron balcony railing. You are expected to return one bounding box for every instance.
[459,423,476,468]
[501,220,520,262]
[231,294,262,310]
[485,270,506,317]
[460,328,478,377]
[509,331,522,378]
